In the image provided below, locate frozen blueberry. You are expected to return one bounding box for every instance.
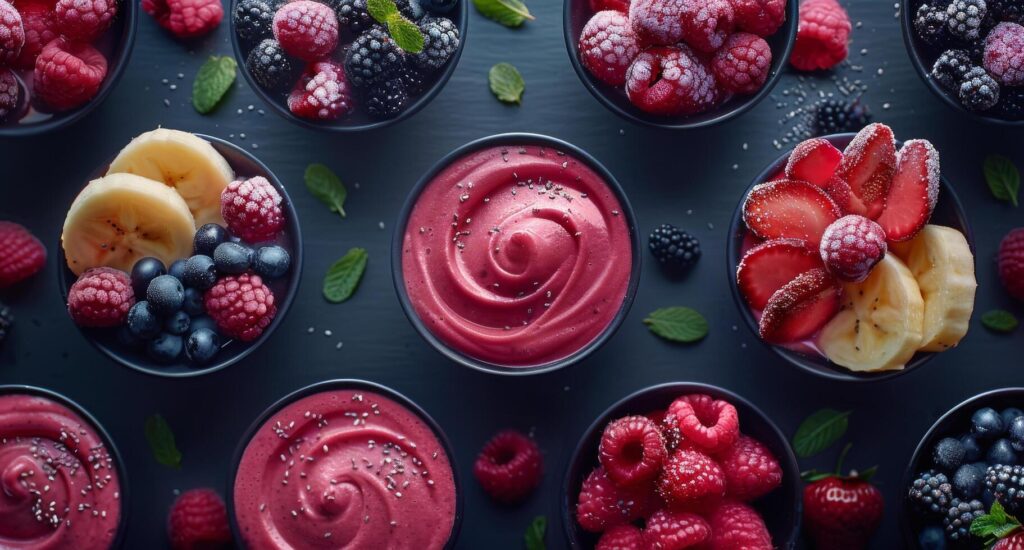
[168,259,187,280]
[214,242,253,274]
[185,328,221,365]
[194,223,230,256]
[147,333,183,363]
[130,257,166,298]
[953,463,984,498]
[987,439,1018,465]
[127,301,161,339]
[933,437,966,471]
[917,526,946,550]
[182,288,205,316]
[146,275,185,315]
[183,255,217,290]
[961,435,983,462]
[189,315,219,335]
[972,407,1005,440]
[1002,408,1024,426]
[163,311,191,335]
[253,245,290,279]
[1010,417,1024,452]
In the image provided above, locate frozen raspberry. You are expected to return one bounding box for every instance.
[142,0,223,39]
[592,0,630,10]
[681,0,735,52]
[599,415,666,487]
[999,228,1024,301]
[625,45,718,115]
[0,221,46,288]
[642,509,712,549]
[718,435,782,501]
[664,394,740,454]
[578,10,640,86]
[657,447,726,509]
[732,0,786,37]
[576,467,657,532]
[597,524,643,550]
[0,68,18,120]
[167,488,232,550]
[0,0,25,66]
[14,1,57,70]
[220,176,285,242]
[711,32,772,94]
[629,0,685,45]
[473,429,543,503]
[706,501,774,549]
[33,38,107,111]
[789,0,850,71]
[67,267,135,328]
[204,273,277,342]
[54,0,116,41]
[273,0,338,62]
[984,22,1024,86]
[819,214,887,283]
[287,60,354,121]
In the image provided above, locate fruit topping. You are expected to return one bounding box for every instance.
[167,488,233,550]
[960,66,1000,111]
[142,0,223,38]
[185,327,220,365]
[576,466,655,532]
[819,215,887,283]
[664,394,739,454]
[67,267,134,327]
[344,26,404,88]
[648,223,701,270]
[625,45,718,116]
[590,0,630,12]
[742,179,841,245]
[220,176,285,243]
[810,98,872,136]
[364,76,408,119]
[0,0,24,66]
[984,22,1024,86]
[784,138,843,187]
[287,60,355,121]
[628,0,686,46]
[876,140,940,242]
[710,32,771,95]
[908,470,953,515]
[253,245,290,279]
[232,0,274,44]
[679,0,734,53]
[999,228,1024,301]
[579,10,641,87]
[0,221,46,288]
[246,39,298,92]
[835,123,896,219]
[414,15,459,71]
[731,0,786,37]
[705,501,773,549]
[737,238,823,310]
[213,242,253,274]
[147,274,184,315]
[758,267,840,344]
[789,0,850,71]
[272,0,338,62]
[599,415,666,486]
[204,273,277,342]
[946,0,987,41]
[642,509,711,549]
[0,68,17,119]
[33,38,107,111]
[473,429,543,504]
[54,0,116,41]
[717,435,782,501]
[656,447,726,509]
[931,49,973,92]
[596,524,643,550]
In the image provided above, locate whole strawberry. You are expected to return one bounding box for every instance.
[803,472,883,549]
[167,488,232,550]
[995,531,1024,550]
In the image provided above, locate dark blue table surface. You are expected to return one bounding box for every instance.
[2,0,1023,548]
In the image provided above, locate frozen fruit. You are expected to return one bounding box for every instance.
[14,1,58,70]
[986,464,1024,513]
[718,435,782,501]
[0,0,24,66]
[953,463,984,498]
[803,475,884,550]
[908,470,952,515]
[959,65,1000,111]
[995,533,1024,550]
[204,273,277,341]
[67,267,135,328]
[680,0,735,53]
[931,49,973,91]
[365,77,408,119]
[642,509,711,549]
[193,223,229,257]
[742,179,841,245]
[731,0,786,37]
[0,68,16,119]
[143,0,224,38]
[329,0,373,33]
[625,45,718,115]
[473,429,543,503]
[710,32,771,95]
[819,215,887,283]
[811,98,871,136]
[706,501,773,549]
[185,327,220,364]
[835,122,896,219]
[182,255,217,290]
[246,38,297,92]
[220,176,285,242]
[54,0,116,41]
[148,332,183,362]
[789,0,850,71]
[414,16,459,72]
[599,415,666,486]
[914,1,950,46]
[946,0,987,41]
[167,488,232,550]
[272,0,338,62]
[876,140,940,242]
[759,268,840,343]
[127,301,161,339]
[737,238,823,309]
[944,497,984,541]
[932,437,965,471]
[213,242,252,274]
[657,447,726,509]
[131,257,167,298]
[629,0,686,45]
[648,223,701,269]
[785,138,843,187]
[253,245,290,279]
[33,38,107,111]
[999,228,1024,301]
[576,467,655,531]
[591,0,630,11]
[596,524,643,550]
[984,22,1024,86]
[147,274,185,315]
[344,26,405,88]
[0,221,46,288]
[233,0,274,44]
[664,394,739,454]
[579,10,641,87]
[288,60,355,121]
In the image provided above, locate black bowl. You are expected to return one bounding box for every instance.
[900,387,1024,548]
[391,132,642,376]
[727,132,975,383]
[226,378,463,549]
[563,0,798,129]
[57,133,303,378]
[229,0,468,132]
[561,382,802,548]
[0,0,137,136]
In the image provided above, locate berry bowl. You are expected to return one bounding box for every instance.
[227,378,463,549]
[0,0,137,136]
[229,0,467,132]
[57,129,303,378]
[392,133,642,376]
[727,126,976,383]
[561,382,801,548]
[563,0,797,129]
[901,0,1024,125]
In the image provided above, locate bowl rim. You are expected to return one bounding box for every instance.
[224,378,464,549]
[725,131,975,383]
[0,384,130,549]
[561,0,799,130]
[559,381,803,549]
[56,132,304,378]
[390,132,643,376]
[228,0,469,133]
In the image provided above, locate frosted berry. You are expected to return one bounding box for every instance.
[204,273,277,342]
[625,45,718,115]
[789,0,850,71]
[643,509,711,549]
[959,65,1000,111]
[946,0,987,41]
[142,0,224,38]
[0,68,18,120]
[272,0,339,62]
[579,10,640,87]
[0,221,46,287]
[246,38,297,92]
[343,26,405,88]
[680,0,735,53]
[233,0,275,44]
[287,60,355,120]
[364,77,408,119]
[984,22,1024,86]
[67,267,135,328]
[167,488,232,550]
[220,176,285,242]
[33,38,107,111]
[998,228,1024,301]
[732,0,786,37]
[0,0,25,66]
[629,0,686,45]
[54,0,117,41]
[413,16,458,72]
[819,214,887,283]
[596,524,643,550]
[711,32,772,94]
[14,1,58,70]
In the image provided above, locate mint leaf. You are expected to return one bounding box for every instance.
[985,155,1020,207]
[489,62,525,104]
[982,310,1019,333]
[793,409,850,458]
[367,0,398,22]
[324,248,368,303]
[144,414,182,469]
[643,307,708,343]
[305,163,347,218]
[387,14,424,53]
[473,0,534,27]
[524,516,546,550]
[192,56,236,114]
[971,501,1022,542]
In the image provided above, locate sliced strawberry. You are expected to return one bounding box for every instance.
[742,179,842,246]
[737,238,824,310]
[785,138,843,187]
[759,268,840,344]
[835,123,896,220]
[876,139,940,243]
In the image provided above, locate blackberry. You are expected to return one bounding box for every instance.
[648,224,701,269]
[931,49,973,90]
[914,2,952,46]
[909,470,954,516]
[413,16,459,73]
[247,39,298,92]
[946,0,988,40]
[990,0,1024,23]
[959,66,1000,111]
[398,65,427,94]
[811,98,871,135]
[233,0,274,44]
[0,301,11,345]
[986,464,1024,512]
[329,0,424,34]
[943,498,984,541]
[344,27,407,88]
[365,77,409,119]
[998,86,1024,119]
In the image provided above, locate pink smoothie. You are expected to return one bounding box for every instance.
[0,393,122,549]
[401,144,633,367]
[233,389,457,549]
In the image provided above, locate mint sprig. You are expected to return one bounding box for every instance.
[985,155,1020,207]
[192,56,237,114]
[367,0,424,52]
[324,248,368,303]
[489,63,525,104]
[971,502,1022,544]
[524,516,546,550]
[473,0,534,27]
[643,307,708,343]
[144,414,182,469]
[793,409,850,458]
[305,163,348,218]
[982,309,1019,333]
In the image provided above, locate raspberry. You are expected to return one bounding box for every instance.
[272,0,338,62]
[54,0,117,41]
[0,68,18,120]
[14,1,58,70]
[960,65,1000,111]
[576,467,656,532]
[732,0,786,37]
[999,228,1024,301]
[656,447,726,509]
[931,49,973,91]
[680,0,735,53]
[233,0,275,44]
[142,0,223,38]
[596,524,643,550]
[789,0,850,71]
[642,509,711,549]
[364,76,408,119]
[598,415,666,487]
[287,60,354,120]
[413,16,459,73]
[984,22,1024,86]
[579,10,641,86]
[67,267,134,328]
[664,394,740,454]
[204,273,276,342]
[947,0,987,41]
[818,214,887,282]
[0,221,46,288]
[706,501,773,549]
[472,429,543,503]
[0,0,25,66]
[33,38,106,111]
[246,38,297,92]
[343,26,405,88]
[625,45,718,115]
[711,32,772,94]
[629,0,686,45]
[718,435,782,501]
[591,0,630,10]
[220,176,285,242]
[167,488,232,550]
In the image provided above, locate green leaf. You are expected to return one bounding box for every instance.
[793,409,851,458]
[800,469,834,482]
[473,0,534,27]
[524,516,546,550]
[144,414,182,469]
[488,63,525,104]
[643,307,708,343]
[192,56,237,114]
[971,501,1022,543]
[323,248,368,303]
[305,163,348,218]
[387,14,425,53]
[984,155,1020,207]
[367,0,398,23]
[982,309,1019,333]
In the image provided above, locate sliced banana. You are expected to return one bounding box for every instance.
[106,128,234,226]
[891,225,976,352]
[62,173,197,276]
[819,254,925,372]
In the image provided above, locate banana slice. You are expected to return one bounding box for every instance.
[62,173,197,276]
[106,129,234,226]
[819,254,925,372]
[890,225,976,352]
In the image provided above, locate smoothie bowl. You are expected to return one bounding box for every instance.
[0,384,127,549]
[393,133,641,375]
[727,123,976,382]
[228,379,461,549]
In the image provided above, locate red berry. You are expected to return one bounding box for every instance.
[0,221,46,288]
[599,415,666,486]
[994,532,1024,550]
[625,45,718,116]
[67,267,135,328]
[579,10,641,87]
[680,0,735,53]
[597,524,644,550]
[287,60,354,121]
[204,273,277,342]
[473,429,543,504]
[835,123,897,220]
[629,0,686,45]
[737,238,823,310]
[220,176,285,242]
[742,179,842,246]
[656,447,726,509]
[664,394,739,454]
[642,509,711,549]
[731,0,787,37]
[0,68,18,120]
[999,228,1024,301]
[803,476,883,550]
[819,215,887,283]
[167,488,232,550]
[789,0,850,71]
[142,0,223,39]
[785,138,843,187]
[718,435,782,501]
[576,466,657,532]
[591,0,630,11]
[759,267,840,344]
[13,0,58,70]
[706,501,773,549]
[33,38,107,111]
[273,0,338,62]
[984,22,1024,86]
[0,0,24,66]
[711,32,771,94]
[54,0,117,41]
[876,140,939,243]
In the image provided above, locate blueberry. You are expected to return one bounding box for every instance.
[972,407,1006,440]
[1011,417,1024,452]
[961,435,983,462]
[185,328,221,365]
[182,288,205,316]
[214,242,253,274]
[194,223,229,256]
[420,0,456,13]
[953,463,984,498]
[253,245,290,279]
[189,315,219,335]
[146,275,185,315]
[168,259,187,280]
[183,255,217,290]
[163,311,191,335]
[917,526,946,550]
[933,437,965,471]
[126,301,161,339]
[1002,408,1024,426]
[130,257,166,297]
[987,438,1018,465]
[147,333,183,363]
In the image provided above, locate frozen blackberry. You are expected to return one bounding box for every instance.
[931,49,973,90]
[413,16,459,72]
[0,301,11,345]
[811,98,871,135]
[915,2,952,46]
[998,86,1024,119]
[365,77,409,119]
[247,39,298,92]
[329,0,424,34]
[943,498,984,541]
[648,224,701,269]
[990,0,1024,23]
[233,0,275,44]
[959,66,1000,111]
[909,470,954,516]
[946,0,988,40]
[344,26,407,88]
[986,464,1024,513]
[398,65,426,94]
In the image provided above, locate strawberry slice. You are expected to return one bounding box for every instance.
[835,123,896,219]
[737,238,824,310]
[759,268,841,344]
[876,139,940,242]
[785,138,843,187]
[742,179,842,246]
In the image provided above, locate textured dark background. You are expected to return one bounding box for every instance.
[1,0,1023,548]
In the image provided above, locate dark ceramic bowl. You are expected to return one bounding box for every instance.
[391,133,642,376]
[900,387,1024,548]
[229,0,468,132]
[727,132,975,382]
[227,378,463,549]
[563,0,798,129]
[562,382,802,548]
[0,384,129,549]
[57,133,303,378]
[0,0,137,136]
